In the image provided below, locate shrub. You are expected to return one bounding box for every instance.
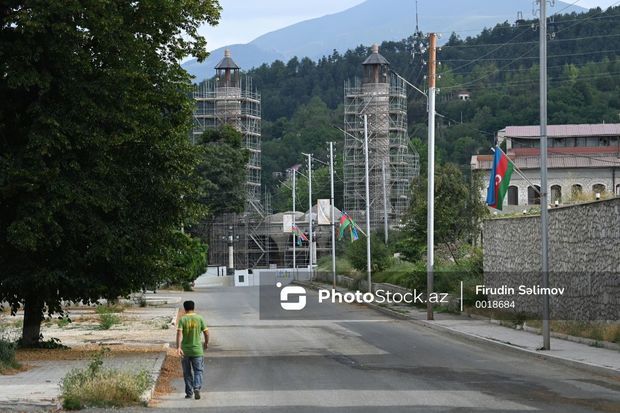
[58,316,72,328]
[346,233,391,273]
[99,314,121,330]
[95,304,125,314]
[61,349,152,409]
[0,339,20,373]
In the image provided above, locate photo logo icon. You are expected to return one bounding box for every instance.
[277,282,306,311]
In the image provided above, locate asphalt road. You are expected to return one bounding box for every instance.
[93,286,620,413]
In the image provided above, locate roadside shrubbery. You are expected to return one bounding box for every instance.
[60,349,153,410]
[0,338,20,373]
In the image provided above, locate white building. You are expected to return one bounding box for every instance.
[471,124,620,210]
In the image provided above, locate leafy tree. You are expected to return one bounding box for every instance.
[0,1,221,345]
[196,125,249,216]
[272,163,344,213]
[345,233,391,273]
[401,163,487,262]
[164,232,208,291]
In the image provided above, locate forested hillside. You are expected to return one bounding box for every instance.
[203,6,620,205]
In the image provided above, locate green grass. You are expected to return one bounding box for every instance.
[317,256,359,277]
[58,316,71,328]
[0,339,20,374]
[95,304,125,315]
[61,349,152,409]
[373,260,421,286]
[98,314,121,330]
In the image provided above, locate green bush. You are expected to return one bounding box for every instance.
[61,349,152,410]
[57,316,72,328]
[345,233,391,273]
[95,304,125,315]
[99,314,121,330]
[317,256,358,277]
[0,339,20,373]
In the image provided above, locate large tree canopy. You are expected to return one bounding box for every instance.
[196,125,249,216]
[400,163,488,262]
[0,1,221,345]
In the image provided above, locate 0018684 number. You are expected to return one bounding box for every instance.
[475,300,515,309]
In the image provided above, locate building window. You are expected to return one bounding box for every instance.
[592,184,606,194]
[508,186,519,205]
[571,184,583,198]
[616,184,620,196]
[551,185,562,204]
[528,185,541,205]
[599,137,610,146]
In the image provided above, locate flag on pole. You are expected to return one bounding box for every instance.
[486,147,514,210]
[338,212,361,242]
[292,225,308,246]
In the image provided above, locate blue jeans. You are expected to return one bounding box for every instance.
[181,356,204,396]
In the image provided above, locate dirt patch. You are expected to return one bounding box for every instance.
[16,345,165,361]
[153,348,183,399]
[0,363,31,375]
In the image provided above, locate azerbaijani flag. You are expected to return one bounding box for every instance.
[486,147,514,210]
[338,213,360,242]
[292,225,308,246]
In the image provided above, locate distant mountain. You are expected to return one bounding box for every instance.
[184,0,586,81]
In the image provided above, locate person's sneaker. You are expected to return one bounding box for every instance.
[185,394,193,399]
[194,390,201,400]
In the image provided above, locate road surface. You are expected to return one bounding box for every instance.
[97,286,620,412]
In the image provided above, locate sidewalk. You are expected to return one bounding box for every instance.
[0,290,184,410]
[299,280,620,376]
[0,351,166,409]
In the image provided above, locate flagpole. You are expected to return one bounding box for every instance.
[305,153,314,271]
[292,168,296,269]
[329,142,336,289]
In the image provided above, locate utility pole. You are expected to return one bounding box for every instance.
[364,115,372,292]
[382,159,389,245]
[329,142,337,288]
[427,32,437,321]
[539,0,551,350]
[305,153,314,270]
[292,167,296,269]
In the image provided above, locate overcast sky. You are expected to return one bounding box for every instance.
[200,0,619,51]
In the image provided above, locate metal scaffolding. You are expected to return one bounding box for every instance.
[191,49,266,268]
[344,45,419,231]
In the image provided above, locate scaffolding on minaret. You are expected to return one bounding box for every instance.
[191,49,266,269]
[343,44,420,231]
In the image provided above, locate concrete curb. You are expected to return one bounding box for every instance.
[141,346,169,403]
[296,280,620,377]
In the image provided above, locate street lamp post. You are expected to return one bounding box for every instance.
[225,226,237,276]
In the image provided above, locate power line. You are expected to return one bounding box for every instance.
[441,32,620,50]
[441,69,620,91]
[442,9,620,36]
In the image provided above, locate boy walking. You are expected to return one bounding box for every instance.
[176,300,209,400]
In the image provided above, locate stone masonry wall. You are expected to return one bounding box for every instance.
[482,197,620,321]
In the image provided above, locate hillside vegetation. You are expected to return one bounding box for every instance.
[207,6,620,200]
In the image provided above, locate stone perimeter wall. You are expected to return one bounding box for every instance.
[482,198,620,321]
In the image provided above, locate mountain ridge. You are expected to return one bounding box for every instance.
[184,0,587,81]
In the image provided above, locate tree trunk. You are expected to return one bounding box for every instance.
[21,297,44,346]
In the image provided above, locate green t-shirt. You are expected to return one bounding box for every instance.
[177,312,208,357]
